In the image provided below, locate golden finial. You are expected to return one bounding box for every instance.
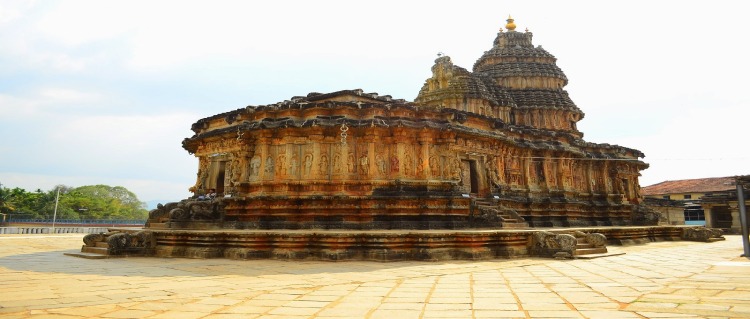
[505,15,516,31]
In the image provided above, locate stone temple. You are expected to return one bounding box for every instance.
[180,16,648,229]
[76,17,722,261]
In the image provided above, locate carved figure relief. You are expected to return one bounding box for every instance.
[347,153,355,173]
[359,154,369,175]
[376,154,387,176]
[290,154,299,176]
[229,158,241,185]
[333,153,342,174]
[303,154,313,177]
[450,158,461,180]
[264,156,274,177]
[319,154,329,175]
[390,156,400,173]
[404,154,412,175]
[615,177,625,195]
[416,157,424,176]
[277,154,287,176]
[250,156,261,178]
[429,156,439,177]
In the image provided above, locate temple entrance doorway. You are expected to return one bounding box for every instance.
[460,160,479,195]
[214,161,226,195]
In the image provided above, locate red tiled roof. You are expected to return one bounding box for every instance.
[642,177,737,195]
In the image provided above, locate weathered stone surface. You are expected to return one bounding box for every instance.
[682,227,725,242]
[586,233,608,248]
[530,231,577,257]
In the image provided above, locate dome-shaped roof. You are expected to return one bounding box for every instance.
[474,61,568,84]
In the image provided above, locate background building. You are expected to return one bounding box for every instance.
[642,176,749,233]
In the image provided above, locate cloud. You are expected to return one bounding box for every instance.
[46,112,200,178]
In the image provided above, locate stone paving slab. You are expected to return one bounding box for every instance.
[1,234,749,318]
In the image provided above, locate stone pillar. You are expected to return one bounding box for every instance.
[703,203,714,228]
[729,202,741,234]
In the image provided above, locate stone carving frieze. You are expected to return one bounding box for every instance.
[197,139,242,155]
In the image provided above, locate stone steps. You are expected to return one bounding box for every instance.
[572,236,612,258]
[474,201,529,229]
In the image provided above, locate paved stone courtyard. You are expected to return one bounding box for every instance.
[0,234,749,318]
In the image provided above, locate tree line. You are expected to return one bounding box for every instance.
[0,184,148,220]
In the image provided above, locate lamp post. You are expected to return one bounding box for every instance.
[737,177,749,258]
[51,187,60,233]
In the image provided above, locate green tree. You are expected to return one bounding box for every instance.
[67,185,148,219]
[0,186,16,215]
[0,184,148,220]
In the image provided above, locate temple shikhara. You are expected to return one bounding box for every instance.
[75,17,724,261]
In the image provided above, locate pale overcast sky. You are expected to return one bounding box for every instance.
[0,0,748,206]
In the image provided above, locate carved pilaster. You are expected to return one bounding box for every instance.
[195,156,210,193]
[418,133,431,179]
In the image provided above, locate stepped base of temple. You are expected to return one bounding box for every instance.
[68,225,723,261]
